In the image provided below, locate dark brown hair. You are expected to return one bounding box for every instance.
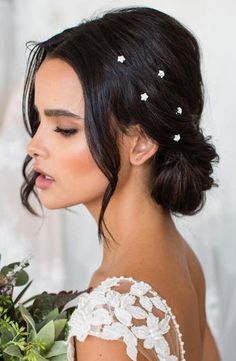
[20,6,220,245]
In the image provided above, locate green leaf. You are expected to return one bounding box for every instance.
[43,308,59,325]
[2,261,29,272]
[28,328,36,342]
[19,303,36,335]
[30,290,81,320]
[44,341,67,358]
[34,320,55,352]
[34,308,60,334]
[1,327,16,343]
[0,261,12,276]
[1,264,29,287]
[3,344,22,357]
[53,319,67,340]
[13,280,33,305]
[32,353,48,361]
[49,354,68,361]
[15,269,29,287]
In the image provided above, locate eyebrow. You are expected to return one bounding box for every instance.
[34,105,83,120]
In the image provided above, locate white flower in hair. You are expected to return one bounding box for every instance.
[173,134,181,142]
[176,106,182,115]
[117,55,126,63]
[158,70,165,78]
[141,92,149,101]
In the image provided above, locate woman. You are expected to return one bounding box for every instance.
[21,6,221,361]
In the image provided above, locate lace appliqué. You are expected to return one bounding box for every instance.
[67,276,186,361]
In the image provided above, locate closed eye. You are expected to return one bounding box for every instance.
[54,126,78,137]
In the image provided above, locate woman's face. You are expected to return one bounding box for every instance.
[27,58,110,216]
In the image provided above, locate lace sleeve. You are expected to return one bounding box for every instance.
[67,276,186,361]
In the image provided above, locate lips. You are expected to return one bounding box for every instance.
[33,166,55,190]
[33,166,55,180]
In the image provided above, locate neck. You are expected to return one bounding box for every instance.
[86,180,178,277]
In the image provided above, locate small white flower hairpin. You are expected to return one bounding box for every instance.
[117,55,126,63]
[173,134,181,142]
[141,92,149,101]
[176,106,183,115]
[158,69,165,78]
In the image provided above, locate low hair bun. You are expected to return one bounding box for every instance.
[149,129,220,215]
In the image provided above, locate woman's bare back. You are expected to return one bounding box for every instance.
[89,235,219,361]
[138,236,220,361]
[139,237,205,361]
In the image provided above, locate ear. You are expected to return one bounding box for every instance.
[127,125,159,165]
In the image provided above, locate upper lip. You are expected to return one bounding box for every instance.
[33,166,54,179]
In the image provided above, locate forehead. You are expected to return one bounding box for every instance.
[34,57,84,110]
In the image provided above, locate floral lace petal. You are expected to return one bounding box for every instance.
[67,276,186,361]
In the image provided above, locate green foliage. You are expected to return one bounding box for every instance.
[0,254,82,361]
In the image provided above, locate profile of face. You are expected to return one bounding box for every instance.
[27,58,111,213]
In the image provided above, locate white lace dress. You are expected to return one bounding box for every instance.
[67,276,186,361]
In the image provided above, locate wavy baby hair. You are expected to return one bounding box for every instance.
[21,6,220,245]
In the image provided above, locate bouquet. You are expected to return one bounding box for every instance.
[0,254,87,361]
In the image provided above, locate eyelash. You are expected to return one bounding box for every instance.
[54,126,78,137]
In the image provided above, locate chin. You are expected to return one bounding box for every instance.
[38,189,104,211]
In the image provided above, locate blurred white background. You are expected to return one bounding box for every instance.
[0,0,235,360]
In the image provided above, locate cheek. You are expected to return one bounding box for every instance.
[58,139,109,190]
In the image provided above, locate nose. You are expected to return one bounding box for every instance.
[26,136,48,159]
